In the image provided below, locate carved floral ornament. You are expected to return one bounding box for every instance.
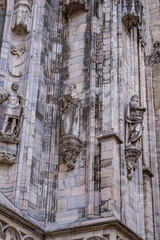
[0,221,35,240]
[63,0,88,17]
[11,0,33,35]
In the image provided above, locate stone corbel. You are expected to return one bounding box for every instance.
[122,0,143,31]
[61,135,82,170]
[0,151,15,165]
[63,0,88,17]
[125,145,141,180]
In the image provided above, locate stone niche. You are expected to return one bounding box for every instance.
[122,0,143,31]
[11,0,33,35]
[63,0,88,17]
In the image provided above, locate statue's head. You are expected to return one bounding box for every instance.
[11,82,19,92]
[131,95,139,104]
[68,83,76,93]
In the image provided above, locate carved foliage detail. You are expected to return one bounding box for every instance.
[61,141,81,170]
[125,95,146,180]
[0,151,15,165]
[11,0,33,35]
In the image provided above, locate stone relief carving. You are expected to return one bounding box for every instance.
[9,45,27,77]
[0,220,35,240]
[122,0,143,31]
[60,84,82,170]
[125,95,146,180]
[11,0,33,35]
[0,82,23,144]
[63,0,88,17]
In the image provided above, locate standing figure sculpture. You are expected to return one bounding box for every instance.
[61,83,79,137]
[125,95,146,180]
[0,82,23,137]
[126,95,146,146]
[60,83,82,170]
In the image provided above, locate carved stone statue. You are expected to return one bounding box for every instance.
[126,95,146,146]
[0,82,23,138]
[60,84,82,170]
[61,83,80,137]
[125,95,146,180]
[9,45,27,77]
[11,0,33,35]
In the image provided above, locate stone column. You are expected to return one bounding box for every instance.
[98,0,122,219]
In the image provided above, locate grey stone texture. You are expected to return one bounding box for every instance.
[0,0,159,240]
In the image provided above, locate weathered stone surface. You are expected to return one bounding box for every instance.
[0,0,159,240]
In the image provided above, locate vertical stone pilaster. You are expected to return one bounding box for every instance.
[98,0,122,220]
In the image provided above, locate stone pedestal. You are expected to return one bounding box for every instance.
[125,145,141,180]
[0,133,18,165]
[61,135,82,170]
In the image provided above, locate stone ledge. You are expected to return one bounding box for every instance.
[97,132,123,144]
[0,194,143,240]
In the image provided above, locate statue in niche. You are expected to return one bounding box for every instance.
[126,95,146,146]
[125,95,146,180]
[60,84,82,170]
[61,83,80,137]
[9,45,27,77]
[11,0,33,35]
[0,82,23,141]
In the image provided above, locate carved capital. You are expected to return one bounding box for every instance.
[63,0,88,17]
[122,0,143,31]
[0,152,15,165]
[61,135,82,170]
[125,145,141,180]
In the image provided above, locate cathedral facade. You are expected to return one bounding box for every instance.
[0,0,160,239]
